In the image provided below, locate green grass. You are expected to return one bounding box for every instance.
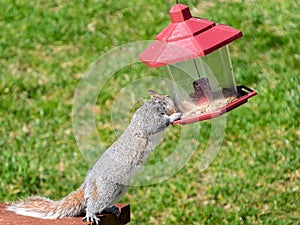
[0,0,299,224]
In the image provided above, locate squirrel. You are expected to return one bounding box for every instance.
[7,90,181,224]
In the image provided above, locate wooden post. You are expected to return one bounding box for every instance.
[0,203,130,225]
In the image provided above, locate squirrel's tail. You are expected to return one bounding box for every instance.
[7,187,86,219]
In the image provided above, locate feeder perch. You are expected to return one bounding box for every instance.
[139,3,257,124]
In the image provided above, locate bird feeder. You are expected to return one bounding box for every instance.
[139,3,257,125]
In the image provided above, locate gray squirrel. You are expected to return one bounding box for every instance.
[7,90,181,224]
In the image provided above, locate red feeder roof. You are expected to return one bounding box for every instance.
[139,4,243,68]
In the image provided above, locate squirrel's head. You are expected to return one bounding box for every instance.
[148,90,177,116]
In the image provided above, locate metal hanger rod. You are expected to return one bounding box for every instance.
[193,58,201,78]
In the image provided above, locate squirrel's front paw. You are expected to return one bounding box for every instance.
[83,213,100,224]
[169,112,182,123]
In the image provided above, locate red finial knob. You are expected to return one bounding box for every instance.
[169,4,192,23]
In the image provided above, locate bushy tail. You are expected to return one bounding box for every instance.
[7,187,86,219]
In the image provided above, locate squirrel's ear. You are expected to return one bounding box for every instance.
[148,90,169,99]
[148,90,159,98]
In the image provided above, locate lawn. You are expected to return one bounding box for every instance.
[0,0,299,224]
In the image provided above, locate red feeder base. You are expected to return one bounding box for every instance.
[172,85,257,125]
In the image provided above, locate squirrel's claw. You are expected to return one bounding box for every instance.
[83,214,100,224]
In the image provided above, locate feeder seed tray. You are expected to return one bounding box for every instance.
[173,86,257,125]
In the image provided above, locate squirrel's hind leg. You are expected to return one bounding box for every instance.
[103,205,121,217]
